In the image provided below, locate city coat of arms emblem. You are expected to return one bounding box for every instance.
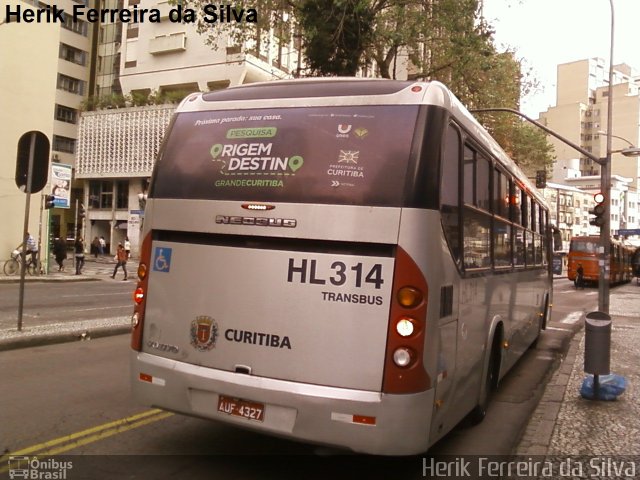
[190,316,218,351]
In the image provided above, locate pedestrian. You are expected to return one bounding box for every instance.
[98,236,106,255]
[124,236,131,259]
[91,237,100,258]
[53,237,67,271]
[25,232,38,268]
[74,236,85,275]
[111,243,128,281]
[576,263,585,290]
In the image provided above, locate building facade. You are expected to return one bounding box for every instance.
[75,0,300,255]
[1,0,87,259]
[540,58,640,244]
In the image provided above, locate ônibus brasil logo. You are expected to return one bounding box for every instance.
[8,456,73,479]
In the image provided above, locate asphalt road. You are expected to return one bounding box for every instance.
[0,280,134,330]
[0,279,595,479]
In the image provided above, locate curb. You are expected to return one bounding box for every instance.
[0,276,103,284]
[515,328,584,455]
[0,324,131,352]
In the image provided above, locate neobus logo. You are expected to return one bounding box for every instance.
[215,215,297,228]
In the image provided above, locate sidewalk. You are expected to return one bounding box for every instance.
[0,254,132,351]
[0,254,125,283]
[516,281,640,456]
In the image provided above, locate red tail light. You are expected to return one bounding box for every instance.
[382,247,430,394]
[131,232,152,351]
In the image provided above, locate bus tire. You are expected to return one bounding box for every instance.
[468,334,500,425]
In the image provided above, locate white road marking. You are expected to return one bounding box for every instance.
[561,311,583,324]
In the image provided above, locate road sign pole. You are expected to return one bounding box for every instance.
[17,133,37,331]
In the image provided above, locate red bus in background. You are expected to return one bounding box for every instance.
[568,235,634,286]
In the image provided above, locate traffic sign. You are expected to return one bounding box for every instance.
[15,131,50,193]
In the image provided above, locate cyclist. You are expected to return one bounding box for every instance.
[25,232,38,269]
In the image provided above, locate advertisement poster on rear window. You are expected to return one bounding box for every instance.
[153,105,419,207]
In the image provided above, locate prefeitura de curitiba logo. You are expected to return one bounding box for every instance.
[190,316,219,351]
[8,456,72,479]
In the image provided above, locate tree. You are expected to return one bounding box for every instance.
[183,0,554,172]
[298,0,376,76]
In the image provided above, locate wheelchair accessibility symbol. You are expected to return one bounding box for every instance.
[153,247,172,273]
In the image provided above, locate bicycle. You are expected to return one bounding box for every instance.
[3,248,39,276]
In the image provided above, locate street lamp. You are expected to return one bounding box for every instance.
[620,147,640,157]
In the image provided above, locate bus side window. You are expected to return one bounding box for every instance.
[492,169,512,267]
[493,220,512,266]
[493,167,508,219]
[476,154,490,211]
[462,142,490,269]
[441,124,462,267]
[520,190,528,228]
[463,208,491,269]
[511,183,522,225]
[514,227,525,266]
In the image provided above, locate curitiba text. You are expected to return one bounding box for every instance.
[5,4,257,24]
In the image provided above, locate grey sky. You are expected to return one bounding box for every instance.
[481,0,639,116]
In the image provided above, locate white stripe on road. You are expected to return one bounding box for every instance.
[62,304,132,313]
[561,311,583,324]
[59,292,131,298]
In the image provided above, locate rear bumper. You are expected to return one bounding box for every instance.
[131,351,435,455]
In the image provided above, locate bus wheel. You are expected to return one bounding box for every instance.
[468,335,500,425]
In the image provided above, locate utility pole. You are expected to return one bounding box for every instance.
[599,0,615,314]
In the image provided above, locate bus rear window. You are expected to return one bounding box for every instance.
[570,240,598,253]
[152,105,419,207]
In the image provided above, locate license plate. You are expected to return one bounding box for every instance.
[217,395,265,422]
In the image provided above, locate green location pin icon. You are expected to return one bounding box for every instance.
[210,144,223,158]
[288,155,304,172]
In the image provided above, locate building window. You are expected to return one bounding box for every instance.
[52,135,76,154]
[59,43,87,66]
[89,181,113,209]
[116,181,129,209]
[62,15,87,36]
[57,74,85,95]
[55,104,78,124]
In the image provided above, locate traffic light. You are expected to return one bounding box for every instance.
[535,170,547,189]
[44,194,55,209]
[78,203,86,218]
[589,192,606,227]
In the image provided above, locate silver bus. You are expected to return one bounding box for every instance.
[130,79,553,455]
